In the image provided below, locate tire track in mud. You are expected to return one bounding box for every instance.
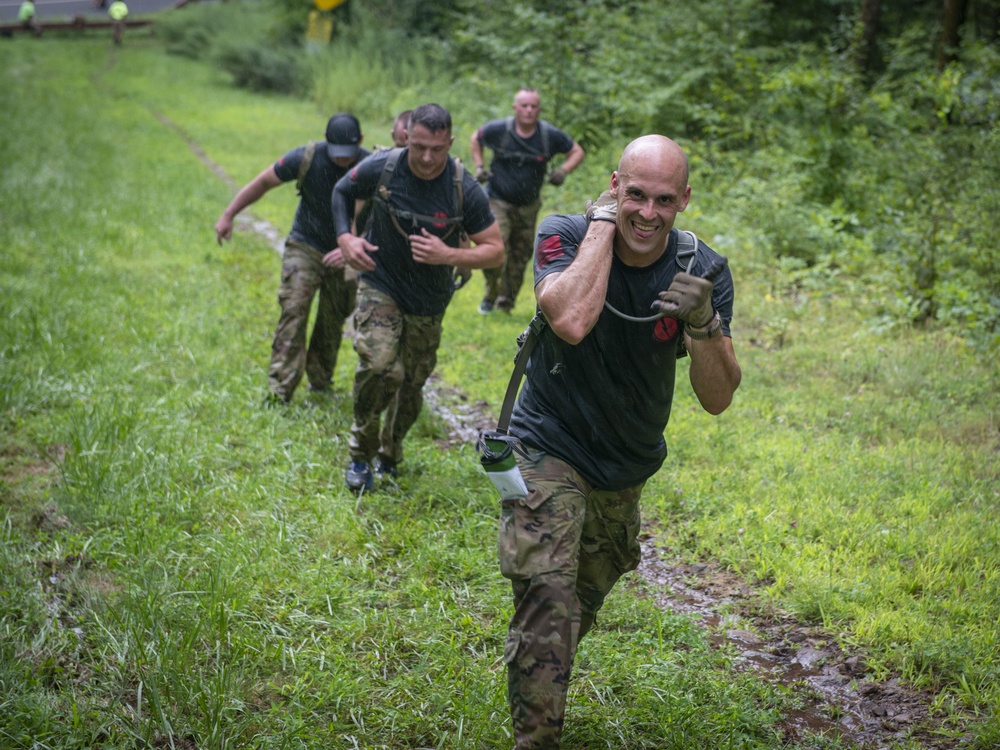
[161,105,974,750]
[154,112,286,256]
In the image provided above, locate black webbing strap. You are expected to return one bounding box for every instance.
[495,311,549,434]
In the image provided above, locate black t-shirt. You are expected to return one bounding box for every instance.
[273,144,369,253]
[332,149,495,316]
[476,118,575,206]
[509,215,736,490]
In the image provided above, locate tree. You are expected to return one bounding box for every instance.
[938,0,969,68]
[855,0,883,76]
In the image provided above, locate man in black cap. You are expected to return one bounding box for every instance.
[215,113,370,403]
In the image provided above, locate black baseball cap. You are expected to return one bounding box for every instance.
[325,113,362,159]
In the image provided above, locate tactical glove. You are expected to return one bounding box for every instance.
[452,266,472,291]
[584,190,617,223]
[474,165,491,184]
[654,272,716,328]
[548,167,568,186]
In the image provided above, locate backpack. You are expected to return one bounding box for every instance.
[367,147,468,243]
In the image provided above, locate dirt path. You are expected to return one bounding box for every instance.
[167,113,972,750]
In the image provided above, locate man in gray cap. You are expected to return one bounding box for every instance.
[215,113,370,404]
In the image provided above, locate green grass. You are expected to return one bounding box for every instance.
[2,35,999,750]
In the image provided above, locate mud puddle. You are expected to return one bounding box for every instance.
[636,537,970,748]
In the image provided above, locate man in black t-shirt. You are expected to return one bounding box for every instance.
[333,103,503,491]
[498,135,742,748]
[214,113,369,404]
[470,88,585,314]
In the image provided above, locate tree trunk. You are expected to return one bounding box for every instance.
[855,0,882,76]
[938,0,969,69]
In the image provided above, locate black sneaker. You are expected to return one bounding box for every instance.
[478,299,494,315]
[345,461,373,492]
[373,458,398,480]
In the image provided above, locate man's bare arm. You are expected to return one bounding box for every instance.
[535,220,615,345]
[215,166,283,244]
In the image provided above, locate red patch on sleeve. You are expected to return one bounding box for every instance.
[536,235,565,267]
[350,166,359,180]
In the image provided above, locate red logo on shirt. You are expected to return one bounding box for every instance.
[433,210,448,229]
[653,316,680,342]
[350,166,360,180]
[537,235,564,267]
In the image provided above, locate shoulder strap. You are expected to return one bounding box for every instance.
[296,141,319,196]
[496,311,549,434]
[452,156,467,243]
[500,116,550,160]
[377,147,404,193]
[502,116,516,150]
[363,147,404,237]
[675,229,698,272]
[538,120,551,160]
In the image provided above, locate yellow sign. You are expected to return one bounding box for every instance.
[315,0,347,10]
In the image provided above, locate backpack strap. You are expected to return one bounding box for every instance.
[675,229,698,272]
[373,149,466,242]
[296,140,319,196]
[496,311,549,434]
[452,157,468,243]
[498,117,552,162]
[539,121,551,161]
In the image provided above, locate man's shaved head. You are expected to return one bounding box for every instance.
[617,135,689,189]
[609,135,692,266]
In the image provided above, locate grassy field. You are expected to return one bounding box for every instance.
[2,32,998,750]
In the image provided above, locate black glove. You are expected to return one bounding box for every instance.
[548,167,568,186]
[584,190,617,223]
[474,165,491,184]
[452,266,472,290]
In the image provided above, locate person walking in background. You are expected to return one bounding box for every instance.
[215,114,369,404]
[332,103,504,491]
[496,135,741,748]
[390,109,411,148]
[108,0,128,45]
[470,87,585,314]
[18,0,41,36]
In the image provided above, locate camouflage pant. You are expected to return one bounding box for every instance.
[349,282,443,466]
[270,239,357,401]
[498,448,643,749]
[482,197,541,310]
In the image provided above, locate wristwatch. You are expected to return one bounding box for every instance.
[685,311,722,340]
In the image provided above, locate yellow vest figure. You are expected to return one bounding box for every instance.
[108,1,128,44]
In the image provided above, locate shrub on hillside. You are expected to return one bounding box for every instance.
[217,43,306,95]
[156,1,307,93]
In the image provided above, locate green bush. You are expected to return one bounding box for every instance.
[217,42,305,94]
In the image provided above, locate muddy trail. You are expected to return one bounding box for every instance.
[165,113,975,749]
